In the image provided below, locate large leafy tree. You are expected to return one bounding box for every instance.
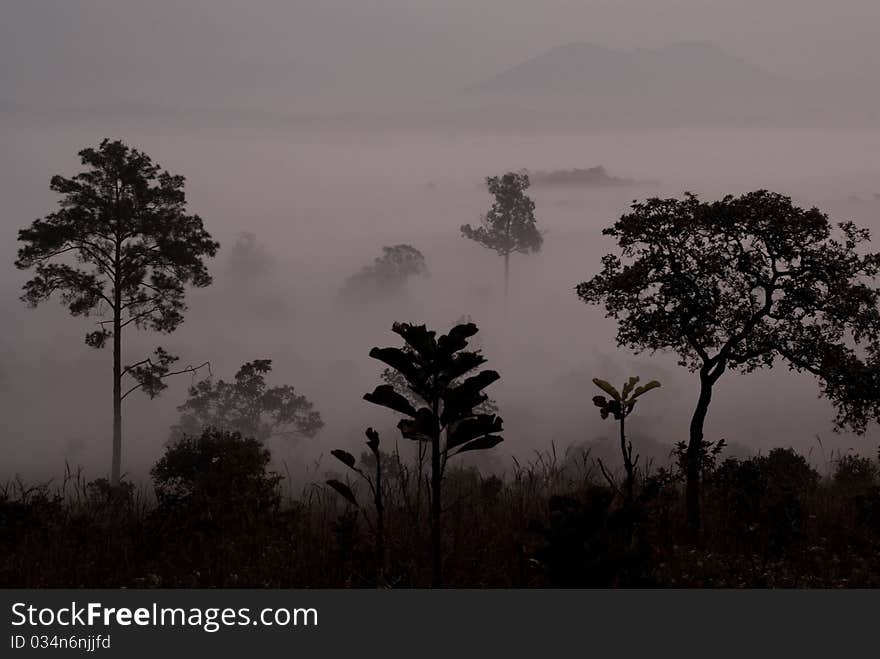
[15,139,219,485]
[364,321,504,586]
[172,359,324,443]
[577,191,880,533]
[461,171,542,303]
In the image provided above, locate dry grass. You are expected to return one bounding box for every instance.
[1,445,879,587]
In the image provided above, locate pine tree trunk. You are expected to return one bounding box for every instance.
[111,231,122,488]
[111,306,122,487]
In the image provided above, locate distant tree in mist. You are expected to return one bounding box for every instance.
[461,171,542,304]
[364,321,504,587]
[172,359,323,444]
[340,244,428,303]
[226,232,276,280]
[577,190,880,535]
[14,139,219,486]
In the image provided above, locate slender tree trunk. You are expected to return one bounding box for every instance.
[111,304,122,487]
[620,414,633,502]
[430,426,442,587]
[415,441,426,528]
[374,454,384,586]
[503,251,510,310]
[686,374,714,538]
[111,230,122,487]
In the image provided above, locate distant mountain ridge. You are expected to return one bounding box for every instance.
[466,42,780,97]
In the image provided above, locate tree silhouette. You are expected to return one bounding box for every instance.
[172,359,324,444]
[577,191,880,534]
[15,139,219,485]
[461,172,542,304]
[364,321,504,586]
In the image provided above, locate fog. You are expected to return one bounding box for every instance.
[2,2,880,485]
[5,0,880,111]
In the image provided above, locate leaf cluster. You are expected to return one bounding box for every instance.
[364,322,504,462]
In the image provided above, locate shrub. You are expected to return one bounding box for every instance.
[151,428,281,518]
[708,448,819,552]
[833,454,878,494]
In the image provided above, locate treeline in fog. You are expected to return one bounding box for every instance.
[3,138,880,587]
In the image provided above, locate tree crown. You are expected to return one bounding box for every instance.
[16,139,219,345]
[577,190,880,431]
[461,171,543,256]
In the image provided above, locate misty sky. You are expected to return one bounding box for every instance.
[4,0,880,113]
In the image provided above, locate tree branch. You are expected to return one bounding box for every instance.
[121,360,211,401]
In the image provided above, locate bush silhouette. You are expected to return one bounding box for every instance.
[152,428,281,518]
[708,448,819,552]
[528,487,653,587]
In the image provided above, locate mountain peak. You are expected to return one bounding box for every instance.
[467,42,776,97]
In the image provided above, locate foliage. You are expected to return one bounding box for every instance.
[365,322,504,463]
[528,489,652,587]
[0,483,65,552]
[151,428,281,515]
[380,352,499,415]
[672,438,728,480]
[591,376,661,420]
[832,454,878,492]
[707,448,820,552]
[172,360,323,443]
